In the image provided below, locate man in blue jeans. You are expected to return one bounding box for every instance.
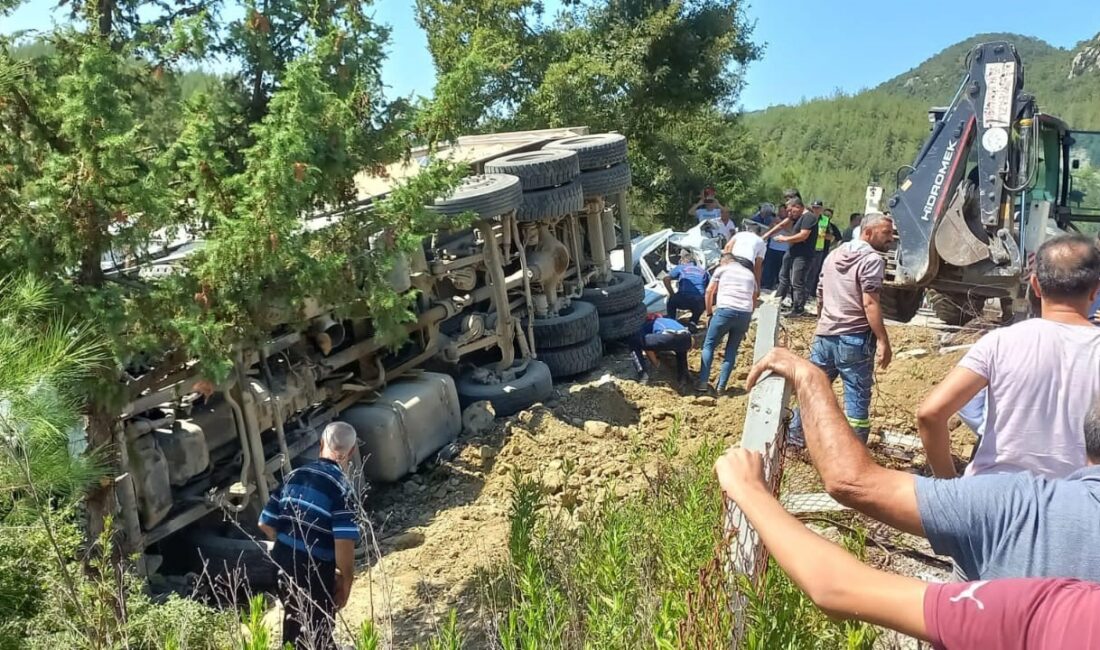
[698,253,759,393]
[664,250,710,327]
[790,213,895,443]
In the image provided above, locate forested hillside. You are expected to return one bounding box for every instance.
[745,32,1100,215]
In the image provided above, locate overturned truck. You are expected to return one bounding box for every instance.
[112,128,641,588]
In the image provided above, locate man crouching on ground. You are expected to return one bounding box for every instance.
[259,422,360,649]
[789,212,893,444]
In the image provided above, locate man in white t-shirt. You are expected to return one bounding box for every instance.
[710,209,737,241]
[725,222,767,291]
[918,234,1100,478]
[698,253,758,393]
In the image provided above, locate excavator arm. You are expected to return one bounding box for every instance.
[886,41,1035,287]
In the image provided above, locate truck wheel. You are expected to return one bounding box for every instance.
[456,360,553,416]
[517,181,584,222]
[879,287,924,323]
[578,163,632,199]
[929,290,978,326]
[538,335,603,379]
[597,301,647,341]
[581,272,645,315]
[525,300,599,348]
[543,134,628,170]
[485,150,580,191]
[426,173,522,220]
[190,532,279,593]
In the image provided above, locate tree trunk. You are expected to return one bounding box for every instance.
[83,405,117,543]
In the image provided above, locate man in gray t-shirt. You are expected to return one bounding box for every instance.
[747,346,1100,583]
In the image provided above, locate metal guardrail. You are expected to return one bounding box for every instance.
[723,303,792,639]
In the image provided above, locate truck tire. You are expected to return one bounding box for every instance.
[426,174,522,220]
[539,335,603,379]
[544,134,628,170]
[456,360,553,416]
[578,163,632,199]
[517,181,584,222]
[485,150,580,191]
[581,272,645,315]
[597,301,647,341]
[525,300,599,348]
[190,532,279,593]
[879,287,924,323]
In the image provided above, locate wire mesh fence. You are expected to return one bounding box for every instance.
[675,303,957,648]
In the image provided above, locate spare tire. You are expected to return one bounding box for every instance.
[597,301,647,341]
[539,335,603,379]
[426,174,522,220]
[579,163,632,199]
[456,360,553,416]
[544,134,628,170]
[485,150,580,191]
[581,272,645,315]
[517,181,584,222]
[525,300,599,348]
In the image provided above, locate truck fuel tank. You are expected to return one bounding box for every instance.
[338,372,462,482]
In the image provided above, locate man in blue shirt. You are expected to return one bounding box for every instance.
[664,250,710,327]
[628,314,693,385]
[260,422,361,649]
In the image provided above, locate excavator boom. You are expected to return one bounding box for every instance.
[886,41,1034,287]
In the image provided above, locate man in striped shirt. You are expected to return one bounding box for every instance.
[259,422,360,649]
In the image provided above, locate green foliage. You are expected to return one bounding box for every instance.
[415,0,762,225]
[0,275,108,513]
[486,435,874,648]
[0,0,463,394]
[238,596,272,650]
[745,31,1100,216]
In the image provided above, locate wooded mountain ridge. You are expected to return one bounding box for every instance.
[743,32,1100,217]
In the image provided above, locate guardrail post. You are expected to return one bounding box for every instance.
[724,303,792,639]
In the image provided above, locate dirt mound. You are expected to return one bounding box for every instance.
[339,316,969,647]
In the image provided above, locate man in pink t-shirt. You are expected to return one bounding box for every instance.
[715,446,1100,650]
[918,234,1100,478]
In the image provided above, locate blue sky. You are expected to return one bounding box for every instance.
[5,0,1100,111]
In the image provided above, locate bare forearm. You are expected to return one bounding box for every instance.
[335,539,355,587]
[781,230,811,244]
[918,415,957,478]
[705,285,717,314]
[733,483,930,639]
[864,296,889,345]
[796,368,875,488]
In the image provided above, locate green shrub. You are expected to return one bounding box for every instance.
[489,423,879,649]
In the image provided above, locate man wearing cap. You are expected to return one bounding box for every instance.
[664,250,710,328]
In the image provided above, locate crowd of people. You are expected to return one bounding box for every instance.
[705,190,1100,646]
[257,183,1100,647]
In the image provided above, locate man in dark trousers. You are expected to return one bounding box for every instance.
[772,197,819,317]
[259,422,360,649]
[628,313,693,386]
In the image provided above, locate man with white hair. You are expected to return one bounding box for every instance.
[789,212,894,444]
[259,422,360,649]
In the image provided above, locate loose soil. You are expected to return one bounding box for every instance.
[339,315,977,647]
